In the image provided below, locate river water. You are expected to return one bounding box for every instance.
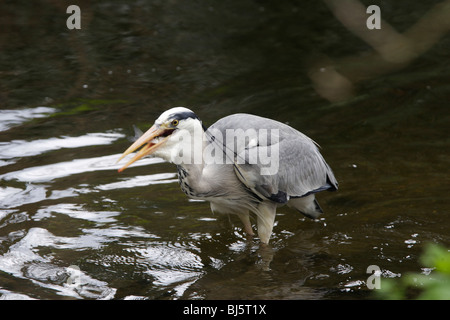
[0,1,449,300]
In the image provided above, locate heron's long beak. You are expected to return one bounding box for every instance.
[117,125,172,172]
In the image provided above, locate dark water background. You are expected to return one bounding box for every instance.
[0,0,449,299]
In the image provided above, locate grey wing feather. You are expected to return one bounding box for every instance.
[208,113,337,202]
[234,136,337,201]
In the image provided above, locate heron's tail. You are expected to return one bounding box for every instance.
[287,194,323,219]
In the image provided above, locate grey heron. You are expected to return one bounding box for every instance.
[117,107,338,244]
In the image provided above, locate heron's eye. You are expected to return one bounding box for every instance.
[171,119,179,127]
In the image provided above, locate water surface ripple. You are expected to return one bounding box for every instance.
[0,1,449,300]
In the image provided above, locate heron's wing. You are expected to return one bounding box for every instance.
[232,132,337,203]
[206,113,337,203]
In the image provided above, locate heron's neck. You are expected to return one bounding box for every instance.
[175,123,207,167]
[173,127,217,197]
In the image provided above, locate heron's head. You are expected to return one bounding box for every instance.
[117,107,203,172]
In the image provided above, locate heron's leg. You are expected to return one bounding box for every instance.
[256,203,277,244]
[237,211,254,236]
